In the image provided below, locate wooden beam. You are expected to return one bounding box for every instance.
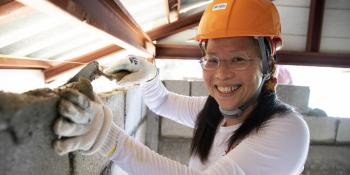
[277,51,350,68]
[156,44,201,59]
[155,44,350,68]
[0,0,13,6]
[0,1,24,17]
[17,0,154,58]
[306,0,325,52]
[44,45,122,82]
[147,11,203,40]
[0,55,52,69]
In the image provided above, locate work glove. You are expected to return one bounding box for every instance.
[53,78,120,157]
[103,55,158,87]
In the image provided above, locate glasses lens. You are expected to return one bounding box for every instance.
[200,55,255,70]
[201,55,218,70]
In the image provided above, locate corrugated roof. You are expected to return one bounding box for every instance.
[0,0,349,84]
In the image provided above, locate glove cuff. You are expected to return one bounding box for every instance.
[98,122,121,157]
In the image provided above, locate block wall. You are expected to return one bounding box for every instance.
[0,86,146,175]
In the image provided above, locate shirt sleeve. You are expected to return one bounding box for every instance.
[141,77,207,128]
[110,112,310,175]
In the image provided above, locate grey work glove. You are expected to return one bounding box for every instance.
[103,55,158,87]
[53,78,120,157]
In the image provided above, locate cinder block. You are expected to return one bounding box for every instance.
[100,90,125,129]
[161,117,193,138]
[135,118,147,144]
[74,154,111,175]
[277,85,310,114]
[145,110,160,152]
[304,116,337,143]
[0,90,70,175]
[159,137,192,165]
[191,81,208,96]
[303,145,350,175]
[163,80,190,95]
[336,118,350,143]
[125,86,146,135]
[112,164,129,175]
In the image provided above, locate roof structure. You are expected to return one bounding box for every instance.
[0,0,349,84]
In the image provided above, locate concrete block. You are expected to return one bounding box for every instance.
[159,138,192,165]
[100,90,125,129]
[0,90,70,175]
[125,86,145,135]
[161,117,193,138]
[336,118,350,143]
[135,118,147,144]
[191,81,208,96]
[145,109,160,152]
[276,84,310,114]
[304,116,337,143]
[303,145,350,175]
[74,154,111,175]
[112,164,128,175]
[163,80,190,95]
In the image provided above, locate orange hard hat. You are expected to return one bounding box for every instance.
[196,0,282,53]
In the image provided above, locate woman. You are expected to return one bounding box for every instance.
[53,0,310,174]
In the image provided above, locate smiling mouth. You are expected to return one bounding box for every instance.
[216,85,241,94]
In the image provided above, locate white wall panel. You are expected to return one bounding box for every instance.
[322,10,350,38]
[321,4,350,53]
[277,6,310,35]
[325,0,350,9]
[281,35,307,51]
[273,0,310,7]
[320,37,350,53]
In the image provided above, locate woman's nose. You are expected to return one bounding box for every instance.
[215,62,234,80]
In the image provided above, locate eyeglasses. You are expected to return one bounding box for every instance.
[199,55,257,71]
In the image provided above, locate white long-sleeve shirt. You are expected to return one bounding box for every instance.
[110,77,310,175]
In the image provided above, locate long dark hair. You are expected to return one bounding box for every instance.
[190,86,293,162]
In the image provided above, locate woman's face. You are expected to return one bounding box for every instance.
[203,37,263,111]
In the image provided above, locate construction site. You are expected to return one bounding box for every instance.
[0,0,350,175]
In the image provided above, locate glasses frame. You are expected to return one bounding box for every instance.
[199,55,257,71]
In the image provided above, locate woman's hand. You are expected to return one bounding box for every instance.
[53,78,117,156]
[103,55,158,87]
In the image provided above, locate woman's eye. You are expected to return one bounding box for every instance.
[231,57,245,62]
[207,58,219,63]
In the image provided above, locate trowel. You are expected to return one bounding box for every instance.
[66,61,130,83]
[57,61,130,101]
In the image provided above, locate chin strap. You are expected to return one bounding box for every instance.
[220,74,268,118]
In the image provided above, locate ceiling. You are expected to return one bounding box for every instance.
[0,0,349,84]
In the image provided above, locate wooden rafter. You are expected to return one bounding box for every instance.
[155,44,350,68]
[147,11,203,40]
[156,44,201,59]
[306,0,325,52]
[0,55,52,69]
[44,45,122,82]
[277,51,350,68]
[0,1,24,17]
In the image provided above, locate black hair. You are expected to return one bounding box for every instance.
[190,85,293,162]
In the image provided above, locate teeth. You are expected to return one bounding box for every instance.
[217,86,239,93]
